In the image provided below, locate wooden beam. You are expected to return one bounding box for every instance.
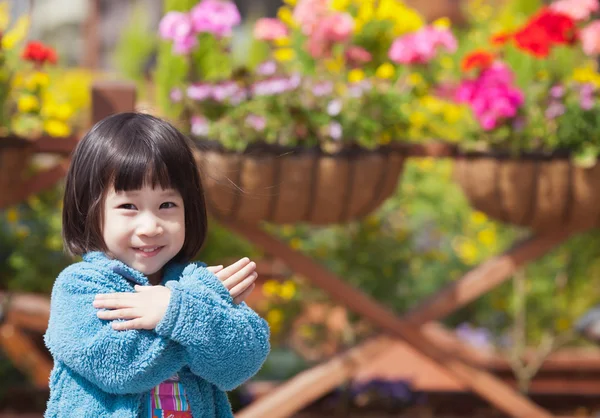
[2,161,69,209]
[0,323,52,389]
[33,135,79,155]
[0,292,51,333]
[225,222,552,418]
[236,337,391,418]
[405,229,578,326]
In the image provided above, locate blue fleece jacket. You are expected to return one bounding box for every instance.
[44,252,270,418]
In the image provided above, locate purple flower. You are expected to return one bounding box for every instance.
[455,323,492,349]
[545,101,565,119]
[187,84,213,101]
[191,115,209,137]
[211,82,239,102]
[328,121,342,139]
[257,60,277,76]
[245,114,266,131]
[170,88,183,103]
[550,85,565,99]
[579,83,596,110]
[190,0,241,38]
[312,81,333,97]
[327,99,342,116]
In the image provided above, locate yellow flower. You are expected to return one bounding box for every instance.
[325,57,344,73]
[375,63,395,79]
[274,36,291,47]
[477,227,496,248]
[572,65,600,88]
[6,208,18,224]
[25,72,50,90]
[289,237,303,250]
[443,105,463,124]
[420,95,443,113]
[432,17,451,29]
[283,0,297,5]
[407,72,424,86]
[274,48,295,62]
[44,119,71,137]
[0,1,9,32]
[409,111,426,128]
[453,237,479,265]
[348,69,365,83]
[470,211,488,225]
[43,102,74,121]
[267,308,284,325]
[2,15,29,50]
[416,157,434,171]
[277,7,295,28]
[278,280,297,300]
[262,280,280,297]
[440,56,454,70]
[390,7,424,36]
[331,0,351,11]
[17,95,39,113]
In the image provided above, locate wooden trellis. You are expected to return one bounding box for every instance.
[0,79,591,418]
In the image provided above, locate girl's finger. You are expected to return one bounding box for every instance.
[93,298,136,309]
[206,265,224,273]
[112,318,147,331]
[214,257,251,281]
[97,308,140,321]
[229,273,258,298]
[233,283,255,305]
[223,263,257,290]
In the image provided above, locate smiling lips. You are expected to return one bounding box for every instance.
[133,246,164,257]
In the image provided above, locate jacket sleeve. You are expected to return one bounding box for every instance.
[44,265,187,395]
[155,263,271,391]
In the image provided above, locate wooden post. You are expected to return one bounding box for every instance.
[226,222,553,418]
[91,81,137,124]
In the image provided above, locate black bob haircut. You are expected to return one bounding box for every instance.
[62,112,207,262]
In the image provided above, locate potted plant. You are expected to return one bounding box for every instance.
[450,0,600,232]
[0,4,85,209]
[156,0,461,224]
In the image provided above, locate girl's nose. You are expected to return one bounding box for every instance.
[135,213,164,237]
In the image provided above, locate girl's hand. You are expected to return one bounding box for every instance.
[207,258,258,304]
[93,285,171,331]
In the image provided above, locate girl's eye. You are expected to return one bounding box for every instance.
[118,204,137,210]
[160,202,176,209]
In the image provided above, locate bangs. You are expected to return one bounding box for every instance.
[110,151,175,192]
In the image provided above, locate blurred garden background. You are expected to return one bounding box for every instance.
[2,0,600,417]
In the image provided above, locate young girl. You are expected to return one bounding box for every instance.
[44,112,270,418]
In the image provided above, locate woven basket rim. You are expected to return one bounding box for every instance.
[0,135,30,149]
[193,138,410,158]
[456,148,576,161]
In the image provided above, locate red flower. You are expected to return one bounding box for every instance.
[512,7,577,57]
[490,31,512,46]
[461,50,495,72]
[22,41,57,65]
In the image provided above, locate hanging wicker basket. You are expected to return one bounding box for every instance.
[0,136,33,210]
[194,142,406,225]
[454,152,600,233]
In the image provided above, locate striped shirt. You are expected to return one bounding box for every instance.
[148,374,193,418]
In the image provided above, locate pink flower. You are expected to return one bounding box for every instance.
[245,114,267,131]
[159,11,197,54]
[319,13,354,42]
[389,26,457,65]
[191,115,210,137]
[581,20,600,55]
[306,12,355,59]
[187,84,213,101]
[345,45,372,64]
[190,0,241,38]
[550,0,598,21]
[254,18,288,41]
[159,11,193,40]
[456,63,524,131]
[293,0,330,34]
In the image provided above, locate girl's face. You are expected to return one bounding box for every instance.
[102,184,185,283]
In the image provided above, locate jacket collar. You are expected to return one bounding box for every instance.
[82,252,186,286]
